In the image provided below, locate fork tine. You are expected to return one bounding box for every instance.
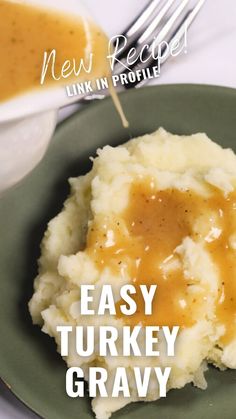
[161,0,206,65]
[123,0,162,39]
[146,0,191,47]
[138,0,177,44]
[113,0,162,62]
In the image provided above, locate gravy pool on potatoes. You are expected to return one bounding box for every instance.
[87,183,236,344]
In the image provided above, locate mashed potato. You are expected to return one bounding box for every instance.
[29,128,236,418]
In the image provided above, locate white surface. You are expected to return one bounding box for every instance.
[0,111,57,195]
[1,0,236,417]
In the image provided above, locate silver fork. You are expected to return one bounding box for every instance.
[112,0,205,87]
[69,0,205,105]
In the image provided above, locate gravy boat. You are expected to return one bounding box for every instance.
[0,0,96,123]
[0,0,98,194]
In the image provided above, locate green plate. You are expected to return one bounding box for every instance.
[0,85,236,419]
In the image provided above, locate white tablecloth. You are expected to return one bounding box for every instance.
[1,0,235,417]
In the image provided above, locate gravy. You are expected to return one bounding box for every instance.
[87,180,236,344]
